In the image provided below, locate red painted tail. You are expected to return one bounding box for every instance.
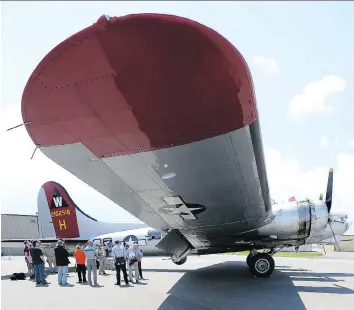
[42,181,80,238]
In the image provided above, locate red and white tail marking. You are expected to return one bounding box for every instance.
[42,181,80,238]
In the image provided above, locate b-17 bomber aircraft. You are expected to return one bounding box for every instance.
[19,13,350,277]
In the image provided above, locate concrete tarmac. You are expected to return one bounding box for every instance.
[1,254,354,310]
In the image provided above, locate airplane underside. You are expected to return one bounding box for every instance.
[18,13,350,278]
[39,119,270,250]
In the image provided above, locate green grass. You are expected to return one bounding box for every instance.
[224,251,323,258]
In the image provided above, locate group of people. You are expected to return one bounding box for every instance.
[23,238,145,287]
[24,239,71,286]
[110,240,144,286]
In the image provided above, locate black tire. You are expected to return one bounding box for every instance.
[172,256,187,265]
[249,253,275,278]
[246,253,252,268]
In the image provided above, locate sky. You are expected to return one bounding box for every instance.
[1,2,354,233]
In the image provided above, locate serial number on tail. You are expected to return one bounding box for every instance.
[51,209,71,217]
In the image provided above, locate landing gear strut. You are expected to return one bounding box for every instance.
[246,250,275,278]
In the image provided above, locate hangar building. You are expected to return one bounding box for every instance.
[1,214,40,255]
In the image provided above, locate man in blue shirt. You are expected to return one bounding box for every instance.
[84,241,98,286]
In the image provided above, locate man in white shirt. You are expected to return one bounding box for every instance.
[112,240,129,286]
[127,244,141,283]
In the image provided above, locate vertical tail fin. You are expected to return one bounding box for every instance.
[38,181,80,238]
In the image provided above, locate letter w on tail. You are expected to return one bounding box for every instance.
[53,197,62,208]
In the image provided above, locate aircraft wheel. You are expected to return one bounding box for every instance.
[249,253,275,278]
[172,256,187,265]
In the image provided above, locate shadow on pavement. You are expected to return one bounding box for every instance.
[1,266,76,281]
[155,261,354,310]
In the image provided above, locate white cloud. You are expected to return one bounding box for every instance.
[289,75,346,119]
[251,56,279,77]
[0,104,141,223]
[350,140,354,148]
[318,135,331,148]
[265,148,354,231]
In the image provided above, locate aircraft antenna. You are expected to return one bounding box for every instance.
[6,121,33,131]
[30,144,40,160]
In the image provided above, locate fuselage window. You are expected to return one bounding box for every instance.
[102,237,113,255]
[93,238,102,246]
[103,238,113,246]
[103,237,112,245]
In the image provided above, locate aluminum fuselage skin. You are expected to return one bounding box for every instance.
[38,121,270,250]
